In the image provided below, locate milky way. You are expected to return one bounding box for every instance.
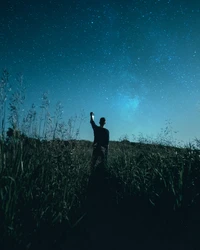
[0,0,199,144]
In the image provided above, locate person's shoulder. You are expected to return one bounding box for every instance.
[104,128,109,133]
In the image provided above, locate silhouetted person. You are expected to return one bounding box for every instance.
[90,112,109,169]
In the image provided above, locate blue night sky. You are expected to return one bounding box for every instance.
[0,0,200,144]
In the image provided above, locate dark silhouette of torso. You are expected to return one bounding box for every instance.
[90,120,109,148]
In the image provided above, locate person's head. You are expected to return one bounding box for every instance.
[99,117,106,127]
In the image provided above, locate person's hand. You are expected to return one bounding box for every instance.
[90,112,94,121]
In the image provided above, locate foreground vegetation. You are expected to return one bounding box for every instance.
[0,70,200,249]
[0,136,200,249]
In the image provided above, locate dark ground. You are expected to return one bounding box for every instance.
[1,163,199,250]
[58,164,200,250]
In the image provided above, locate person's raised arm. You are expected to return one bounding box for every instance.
[90,112,96,130]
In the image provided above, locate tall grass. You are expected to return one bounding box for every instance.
[0,70,10,140]
[107,141,200,209]
[0,70,88,248]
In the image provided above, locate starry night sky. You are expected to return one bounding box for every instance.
[0,0,200,144]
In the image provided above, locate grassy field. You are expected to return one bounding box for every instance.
[0,136,200,250]
[0,70,200,249]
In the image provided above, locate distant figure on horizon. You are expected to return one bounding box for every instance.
[90,112,109,169]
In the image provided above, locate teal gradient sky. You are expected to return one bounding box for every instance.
[0,0,200,144]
